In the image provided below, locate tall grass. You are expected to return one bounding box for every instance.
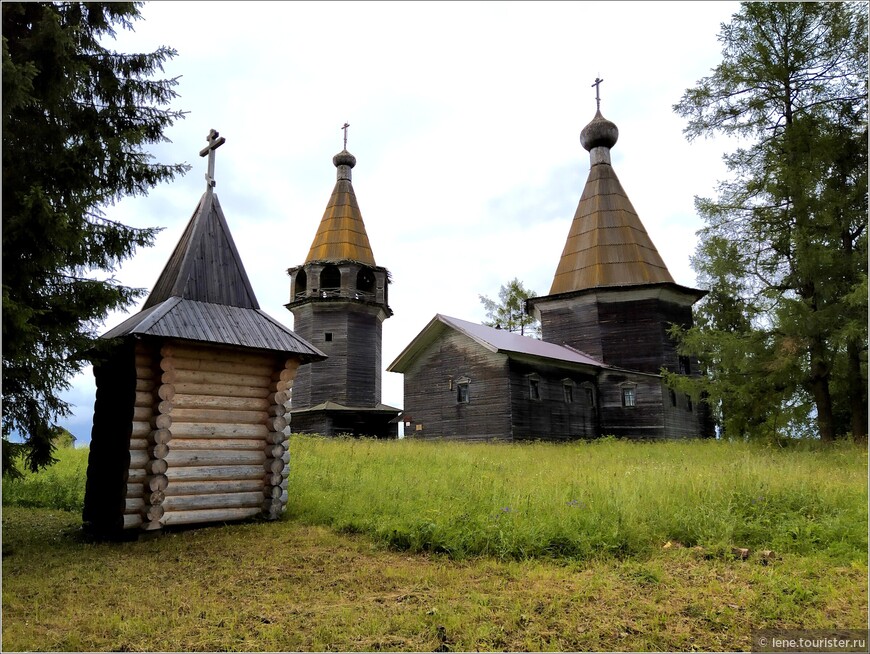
[2,438,866,564]
[1,447,89,512]
[286,436,868,562]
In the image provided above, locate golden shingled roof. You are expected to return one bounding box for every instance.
[549,152,674,295]
[305,174,376,266]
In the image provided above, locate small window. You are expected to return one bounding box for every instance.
[685,394,693,412]
[669,389,677,407]
[563,384,574,404]
[622,386,636,408]
[457,382,470,404]
[529,378,541,401]
[585,387,595,407]
[324,332,333,342]
[679,356,691,375]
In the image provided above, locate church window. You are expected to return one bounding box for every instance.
[456,376,471,403]
[527,374,542,401]
[669,389,677,407]
[679,356,691,375]
[563,384,573,404]
[324,332,333,342]
[294,269,307,299]
[685,394,693,412]
[320,264,341,290]
[622,386,636,408]
[356,267,376,295]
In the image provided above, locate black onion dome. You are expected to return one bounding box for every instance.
[333,149,357,168]
[580,110,619,151]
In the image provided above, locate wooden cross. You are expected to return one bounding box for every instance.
[199,128,226,189]
[592,77,604,111]
[342,122,350,150]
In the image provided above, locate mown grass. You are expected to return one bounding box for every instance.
[286,436,868,563]
[1,437,867,651]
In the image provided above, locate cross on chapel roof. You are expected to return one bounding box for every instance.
[199,128,226,191]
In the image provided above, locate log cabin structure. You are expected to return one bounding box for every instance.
[285,129,400,438]
[83,130,325,537]
[389,88,713,440]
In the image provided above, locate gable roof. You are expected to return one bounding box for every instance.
[305,150,377,265]
[387,314,605,373]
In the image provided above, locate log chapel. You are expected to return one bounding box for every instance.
[388,91,713,440]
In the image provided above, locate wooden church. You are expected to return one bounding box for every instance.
[388,91,713,440]
[83,130,325,537]
[285,130,400,438]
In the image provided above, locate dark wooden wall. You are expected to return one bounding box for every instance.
[403,330,512,440]
[83,338,139,536]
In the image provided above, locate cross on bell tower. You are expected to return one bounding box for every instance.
[199,128,226,191]
[592,77,604,111]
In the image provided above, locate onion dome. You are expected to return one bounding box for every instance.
[580,110,619,151]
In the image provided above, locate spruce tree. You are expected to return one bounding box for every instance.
[2,2,189,475]
[670,2,867,441]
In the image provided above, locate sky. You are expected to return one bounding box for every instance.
[57,0,743,443]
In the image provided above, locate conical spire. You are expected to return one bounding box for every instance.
[304,124,377,265]
[548,81,674,295]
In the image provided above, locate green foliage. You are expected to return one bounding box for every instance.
[479,277,540,337]
[672,2,868,441]
[1,446,88,511]
[2,2,190,475]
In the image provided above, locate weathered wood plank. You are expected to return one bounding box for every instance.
[162,491,264,512]
[161,506,261,526]
[169,423,268,439]
[165,464,266,482]
[163,449,266,467]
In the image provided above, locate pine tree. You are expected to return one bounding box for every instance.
[479,278,540,338]
[2,2,190,475]
[671,2,867,441]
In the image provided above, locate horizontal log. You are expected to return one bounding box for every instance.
[167,408,269,425]
[141,519,163,532]
[277,368,297,382]
[150,443,169,459]
[173,382,270,399]
[123,514,143,529]
[172,394,270,411]
[126,497,144,513]
[160,356,275,378]
[127,483,144,498]
[145,504,165,521]
[133,406,153,421]
[129,450,149,468]
[135,354,153,367]
[264,485,283,499]
[136,366,155,380]
[169,423,268,439]
[169,438,265,451]
[132,421,152,438]
[161,369,271,389]
[146,459,168,475]
[135,391,154,407]
[263,472,284,486]
[264,444,286,459]
[164,479,264,497]
[158,383,175,401]
[158,400,174,414]
[266,416,287,432]
[270,380,291,393]
[160,506,261,526]
[129,438,149,451]
[160,343,277,367]
[166,464,266,482]
[164,449,266,467]
[266,431,288,445]
[268,405,288,417]
[268,390,290,406]
[147,490,165,505]
[150,428,172,445]
[127,468,146,483]
[136,378,155,392]
[152,414,172,430]
[264,458,284,474]
[145,474,169,492]
[162,491,265,512]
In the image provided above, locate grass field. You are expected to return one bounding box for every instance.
[2,436,867,651]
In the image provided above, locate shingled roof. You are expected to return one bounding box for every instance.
[548,109,675,295]
[102,188,324,360]
[387,314,606,373]
[304,149,377,265]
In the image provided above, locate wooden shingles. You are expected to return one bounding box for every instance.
[305,179,377,265]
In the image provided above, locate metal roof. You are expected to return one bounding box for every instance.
[304,150,377,265]
[387,314,606,373]
[548,117,675,295]
[103,297,325,360]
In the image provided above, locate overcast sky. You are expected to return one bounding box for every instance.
[58,0,743,443]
